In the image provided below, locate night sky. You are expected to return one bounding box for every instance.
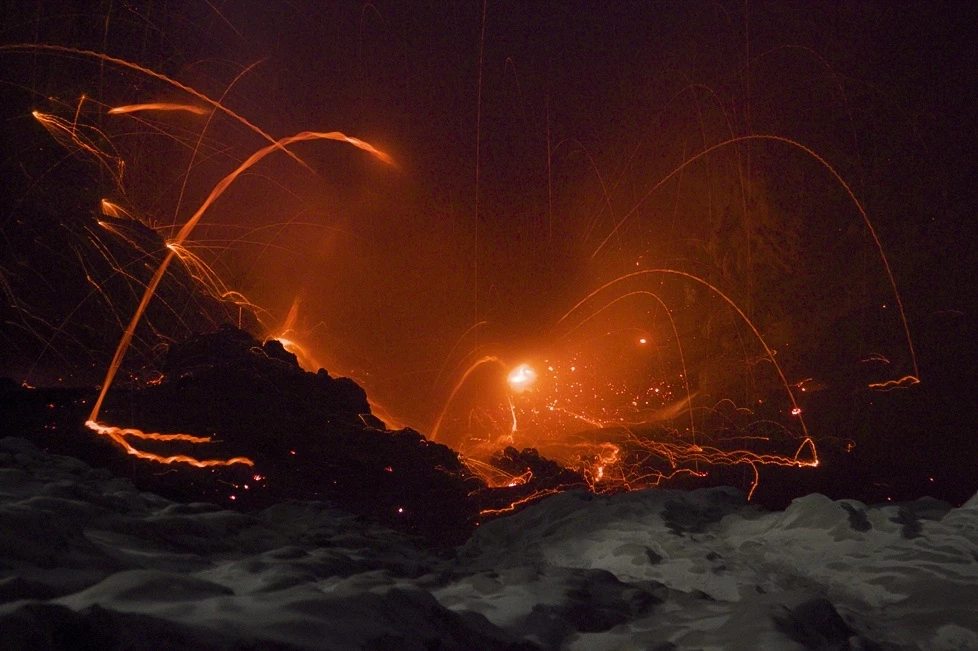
[2,1,976,506]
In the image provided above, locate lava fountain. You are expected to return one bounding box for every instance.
[83,123,392,466]
[16,49,395,467]
[2,3,927,510]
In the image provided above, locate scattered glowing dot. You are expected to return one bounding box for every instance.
[791,408,802,416]
[229,495,236,501]
[639,338,647,344]
[397,507,404,514]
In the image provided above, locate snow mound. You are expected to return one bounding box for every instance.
[2,437,977,649]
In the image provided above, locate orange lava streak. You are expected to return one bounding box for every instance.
[462,457,533,489]
[100,199,132,219]
[555,268,813,443]
[868,375,921,391]
[654,440,817,469]
[557,289,695,442]
[166,243,267,318]
[747,463,760,501]
[85,421,253,467]
[430,355,508,442]
[80,130,391,468]
[2,43,306,169]
[479,488,565,517]
[432,321,489,391]
[108,103,207,115]
[613,467,708,493]
[84,421,213,443]
[90,129,392,423]
[589,133,917,380]
[621,438,818,485]
[32,111,124,184]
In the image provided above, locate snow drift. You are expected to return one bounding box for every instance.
[2,437,976,649]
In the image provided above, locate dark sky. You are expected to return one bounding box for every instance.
[1,1,975,453]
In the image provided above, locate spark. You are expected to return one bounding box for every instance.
[108,103,207,115]
[589,133,918,381]
[3,44,308,169]
[860,353,891,364]
[100,199,129,219]
[90,128,393,421]
[868,375,921,392]
[430,355,509,442]
[32,110,125,185]
[554,268,812,444]
[81,120,392,466]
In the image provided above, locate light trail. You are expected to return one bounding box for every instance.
[1,44,307,169]
[85,129,392,467]
[589,133,918,381]
[108,103,208,115]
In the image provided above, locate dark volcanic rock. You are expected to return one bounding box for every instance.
[2,326,596,543]
[10,326,480,544]
[470,447,589,517]
[120,324,373,437]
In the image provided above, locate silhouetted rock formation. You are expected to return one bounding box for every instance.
[1,326,478,544]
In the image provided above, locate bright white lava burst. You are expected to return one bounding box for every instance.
[507,363,537,393]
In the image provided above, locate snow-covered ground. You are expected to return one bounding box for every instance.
[2,436,976,650]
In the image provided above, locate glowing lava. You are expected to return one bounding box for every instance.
[47,82,396,468]
[84,421,253,468]
[108,103,207,115]
[507,364,537,393]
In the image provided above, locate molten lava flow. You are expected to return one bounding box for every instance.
[478,488,565,517]
[264,298,324,371]
[85,421,253,467]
